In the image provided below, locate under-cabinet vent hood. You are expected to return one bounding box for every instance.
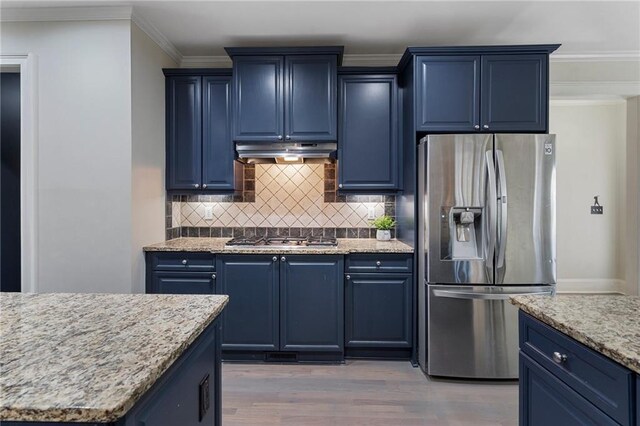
[235,142,337,164]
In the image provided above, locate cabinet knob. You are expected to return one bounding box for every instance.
[474,125,480,129]
[376,261,381,267]
[483,125,489,129]
[211,273,216,280]
[338,184,343,189]
[277,135,283,140]
[552,351,568,364]
[194,184,200,189]
[281,256,286,262]
[182,259,188,265]
[346,275,351,280]
[272,256,278,262]
[285,135,291,140]
[202,184,207,189]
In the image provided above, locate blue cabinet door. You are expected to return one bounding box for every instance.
[280,255,344,352]
[284,55,337,141]
[345,273,412,348]
[415,56,480,132]
[151,271,216,295]
[338,74,399,191]
[202,76,236,191]
[481,54,547,132]
[232,56,284,142]
[519,352,618,426]
[166,76,202,190]
[217,255,280,351]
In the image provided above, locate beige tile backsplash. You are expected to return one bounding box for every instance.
[178,164,385,228]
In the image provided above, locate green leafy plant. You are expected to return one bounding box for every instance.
[371,215,396,231]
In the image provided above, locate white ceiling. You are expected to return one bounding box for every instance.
[2,1,639,58]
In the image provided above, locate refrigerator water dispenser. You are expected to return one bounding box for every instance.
[441,207,483,260]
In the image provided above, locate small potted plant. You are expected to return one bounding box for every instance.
[371,215,396,241]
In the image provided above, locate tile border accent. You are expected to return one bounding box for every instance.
[177,226,395,239]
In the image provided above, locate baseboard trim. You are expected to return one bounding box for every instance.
[556,278,626,295]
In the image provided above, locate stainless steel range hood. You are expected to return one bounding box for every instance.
[235,142,337,164]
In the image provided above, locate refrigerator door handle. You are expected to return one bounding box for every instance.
[496,149,508,269]
[432,288,554,301]
[485,151,498,269]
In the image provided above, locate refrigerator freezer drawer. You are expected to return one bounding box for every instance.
[427,285,553,379]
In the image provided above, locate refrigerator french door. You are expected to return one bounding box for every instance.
[417,134,556,379]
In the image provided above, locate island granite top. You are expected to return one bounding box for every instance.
[143,237,413,254]
[0,292,229,423]
[510,294,640,374]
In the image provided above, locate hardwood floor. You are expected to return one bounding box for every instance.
[222,360,518,425]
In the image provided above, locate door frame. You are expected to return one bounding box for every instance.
[1,54,38,293]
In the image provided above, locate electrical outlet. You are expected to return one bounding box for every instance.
[367,206,375,220]
[204,205,214,220]
[591,205,603,215]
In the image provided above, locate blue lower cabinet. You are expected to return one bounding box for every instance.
[279,255,344,352]
[151,272,216,295]
[217,255,280,351]
[519,352,617,426]
[345,273,412,349]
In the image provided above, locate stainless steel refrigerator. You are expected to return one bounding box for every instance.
[417,134,556,379]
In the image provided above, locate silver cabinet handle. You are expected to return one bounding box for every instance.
[376,261,381,267]
[483,125,489,129]
[281,256,286,262]
[277,135,283,140]
[202,184,207,189]
[474,125,480,129]
[194,184,200,188]
[346,275,351,280]
[211,273,216,279]
[338,184,343,189]
[272,256,278,262]
[181,259,188,265]
[553,352,568,364]
[285,135,291,140]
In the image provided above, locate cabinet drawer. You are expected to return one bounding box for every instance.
[346,254,412,273]
[520,311,633,425]
[150,252,216,271]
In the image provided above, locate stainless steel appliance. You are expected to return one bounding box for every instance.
[225,236,338,248]
[417,134,556,379]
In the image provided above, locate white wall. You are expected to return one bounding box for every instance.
[626,96,640,295]
[1,20,133,293]
[550,101,627,293]
[130,23,177,293]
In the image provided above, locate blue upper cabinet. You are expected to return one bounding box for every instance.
[416,56,480,132]
[166,76,202,190]
[285,55,337,141]
[401,45,559,134]
[338,72,400,192]
[481,54,547,132]
[202,76,236,190]
[227,47,342,143]
[232,56,284,142]
[164,69,239,192]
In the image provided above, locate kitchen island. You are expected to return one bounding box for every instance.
[0,292,228,425]
[511,295,640,425]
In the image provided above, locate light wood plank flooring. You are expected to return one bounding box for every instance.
[222,360,518,425]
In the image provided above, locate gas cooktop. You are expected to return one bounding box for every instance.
[225,236,338,248]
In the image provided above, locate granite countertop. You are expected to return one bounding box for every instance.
[143,237,414,254]
[0,292,229,423]
[510,294,640,374]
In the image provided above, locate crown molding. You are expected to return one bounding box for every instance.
[0,6,134,22]
[342,54,402,67]
[130,9,182,65]
[551,51,640,63]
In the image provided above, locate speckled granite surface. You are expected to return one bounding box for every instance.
[511,294,640,374]
[143,237,414,254]
[0,292,228,423]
